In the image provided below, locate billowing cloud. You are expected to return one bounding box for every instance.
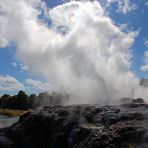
[26,78,54,91]
[0,75,25,91]
[0,0,147,103]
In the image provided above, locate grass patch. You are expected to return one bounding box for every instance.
[0,108,31,116]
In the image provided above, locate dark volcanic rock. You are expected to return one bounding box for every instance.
[1,103,148,148]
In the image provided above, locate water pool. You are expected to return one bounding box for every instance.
[0,116,19,128]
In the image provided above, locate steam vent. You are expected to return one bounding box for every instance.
[1,99,148,148]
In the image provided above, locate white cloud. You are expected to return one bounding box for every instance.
[106,0,137,14]
[141,64,148,72]
[140,41,148,72]
[141,50,148,72]
[0,0,147,103]
[0,75,25,91]
[26,78,54,91]
[119,23,128,31]
[145,1,148,7]
[20,64,28,71]
[11,62,28,71]
[11,62,17,67]
[141,41,148,72]
[144,40,148,48]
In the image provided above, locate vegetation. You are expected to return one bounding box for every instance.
[0,108,29,116]
[0,90,69,110]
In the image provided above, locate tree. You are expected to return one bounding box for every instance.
[17,90,28,99]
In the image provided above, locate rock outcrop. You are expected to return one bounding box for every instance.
[0,101,148,148]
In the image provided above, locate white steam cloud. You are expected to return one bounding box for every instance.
[0,0,147,104]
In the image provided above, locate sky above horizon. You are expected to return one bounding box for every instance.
[0,0,148,100]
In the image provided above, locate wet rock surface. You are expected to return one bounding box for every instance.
[1,101,148,148]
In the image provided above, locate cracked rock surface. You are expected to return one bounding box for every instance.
[0,102,148,148]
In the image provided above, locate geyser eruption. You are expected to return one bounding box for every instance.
[0,0,147,103]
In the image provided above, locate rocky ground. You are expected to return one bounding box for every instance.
[0,99,148,148]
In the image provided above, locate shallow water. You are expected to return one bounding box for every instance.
[0,116,19,128]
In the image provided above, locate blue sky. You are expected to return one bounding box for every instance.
[0,0,148,96]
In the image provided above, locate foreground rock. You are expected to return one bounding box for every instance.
[0,102,148,148]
